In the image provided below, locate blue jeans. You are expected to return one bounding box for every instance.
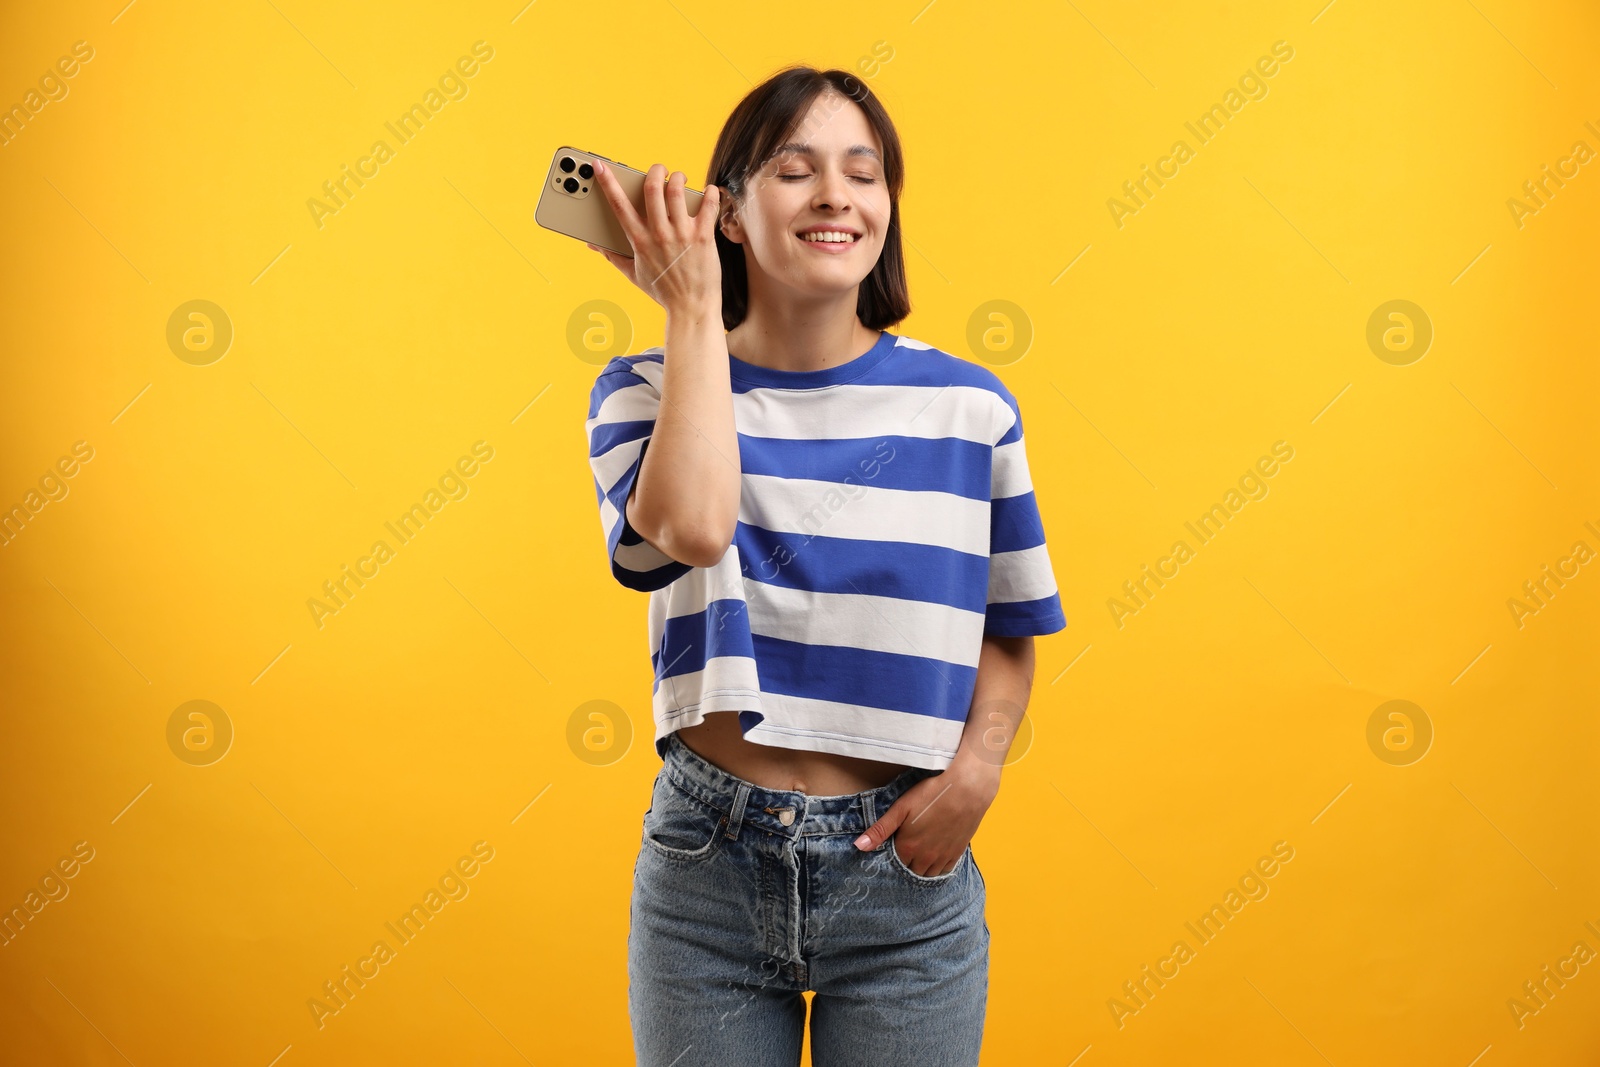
[628,731,990,1066]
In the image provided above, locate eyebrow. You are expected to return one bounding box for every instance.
[772,141,882,163]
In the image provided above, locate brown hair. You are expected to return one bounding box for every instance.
[706,66,910,332]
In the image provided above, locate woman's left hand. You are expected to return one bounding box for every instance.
[854,758,1001,876]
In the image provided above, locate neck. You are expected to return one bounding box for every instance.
[726,287,879,373]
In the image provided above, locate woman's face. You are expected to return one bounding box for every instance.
[722,93,892,303]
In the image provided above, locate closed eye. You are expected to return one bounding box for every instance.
[777,174,880,184]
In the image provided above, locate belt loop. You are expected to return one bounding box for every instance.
[725,781,751,839]
[861,790,877,830]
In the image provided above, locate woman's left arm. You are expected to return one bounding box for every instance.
[853,634,1035,876]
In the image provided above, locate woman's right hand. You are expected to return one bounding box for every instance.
[587,161,724,317]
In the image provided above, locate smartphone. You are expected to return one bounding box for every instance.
[534,146,707,258]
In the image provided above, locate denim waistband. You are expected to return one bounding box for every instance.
[659,731,940,840]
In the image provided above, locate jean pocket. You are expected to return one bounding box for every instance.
[641,772,726,862]
[887,835,967,885]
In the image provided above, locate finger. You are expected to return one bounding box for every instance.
[592,160,643,241]
[893,835,941,877]
[697,184,722,242]
[587,240,631,263]
[664,170,687,226]
[854,805,905,850]
[641,162,668,234]
[598,246,634,271]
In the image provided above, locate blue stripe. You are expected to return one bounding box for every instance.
[738,434,990,500]
[604,438,690,592]
[992,491,1047,553]
[984,594,1067,636]
[590,417,652,460]
[614,552,690,594]
[601,448,640,517]
[749,633,976,721]
[734,521,989,613]
[652,598,755,684]
[610,515,690,593]
[650,606,975,722]
[728,342,1003,395]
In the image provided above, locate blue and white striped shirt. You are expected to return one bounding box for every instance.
[584,329,1066,770]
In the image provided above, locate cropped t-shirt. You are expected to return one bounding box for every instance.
[583,329,1067,771]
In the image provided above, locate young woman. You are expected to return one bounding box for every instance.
[583,66,1066,1066]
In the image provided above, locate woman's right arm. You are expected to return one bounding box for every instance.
[629,304,740,568]
[589,161,740,569]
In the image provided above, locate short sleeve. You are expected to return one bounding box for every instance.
[584,354,693,593]
[985,390,1068,637]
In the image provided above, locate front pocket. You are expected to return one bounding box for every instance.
[887,835,966,885]
[641,774,726,861]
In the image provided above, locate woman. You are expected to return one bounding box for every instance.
[583,66,1066,1066]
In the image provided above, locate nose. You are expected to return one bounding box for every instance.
[812,166,852,214]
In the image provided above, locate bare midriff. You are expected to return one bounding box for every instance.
[675,711,913,795]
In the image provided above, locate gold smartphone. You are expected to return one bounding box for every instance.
[534,145,707,258]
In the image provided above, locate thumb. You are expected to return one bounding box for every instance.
[854,802,907,851]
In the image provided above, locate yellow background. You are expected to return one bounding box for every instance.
[2,0,1597,1063]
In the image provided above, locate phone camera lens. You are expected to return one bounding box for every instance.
[578,163,594,180]
[563,176,580,193]
[559,156,575,173]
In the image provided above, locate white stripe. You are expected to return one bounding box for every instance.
[992,437,1033,499]
[739,472,989,555]
[620,347,1007,446]
[650,545,746,628]
[987,543,1058,604]
[745,692,965,769]
[651,660,765,720]
[586,373,657,494]
[651,681,964,771]
[597,493,620,541]
[590,433,644,502]
[746,581,985,667]
[732,382,1005,444]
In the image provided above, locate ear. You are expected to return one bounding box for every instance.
[717,199,746,245]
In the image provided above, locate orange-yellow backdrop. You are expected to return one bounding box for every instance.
[2,1,1597,1064]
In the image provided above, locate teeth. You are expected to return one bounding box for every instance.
[800,231,856,243]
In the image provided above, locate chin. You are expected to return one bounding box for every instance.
[789,272,872,297]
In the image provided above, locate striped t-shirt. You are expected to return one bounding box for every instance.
[584,329,1067,771]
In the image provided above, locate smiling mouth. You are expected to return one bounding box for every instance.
[796,231,861,244]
